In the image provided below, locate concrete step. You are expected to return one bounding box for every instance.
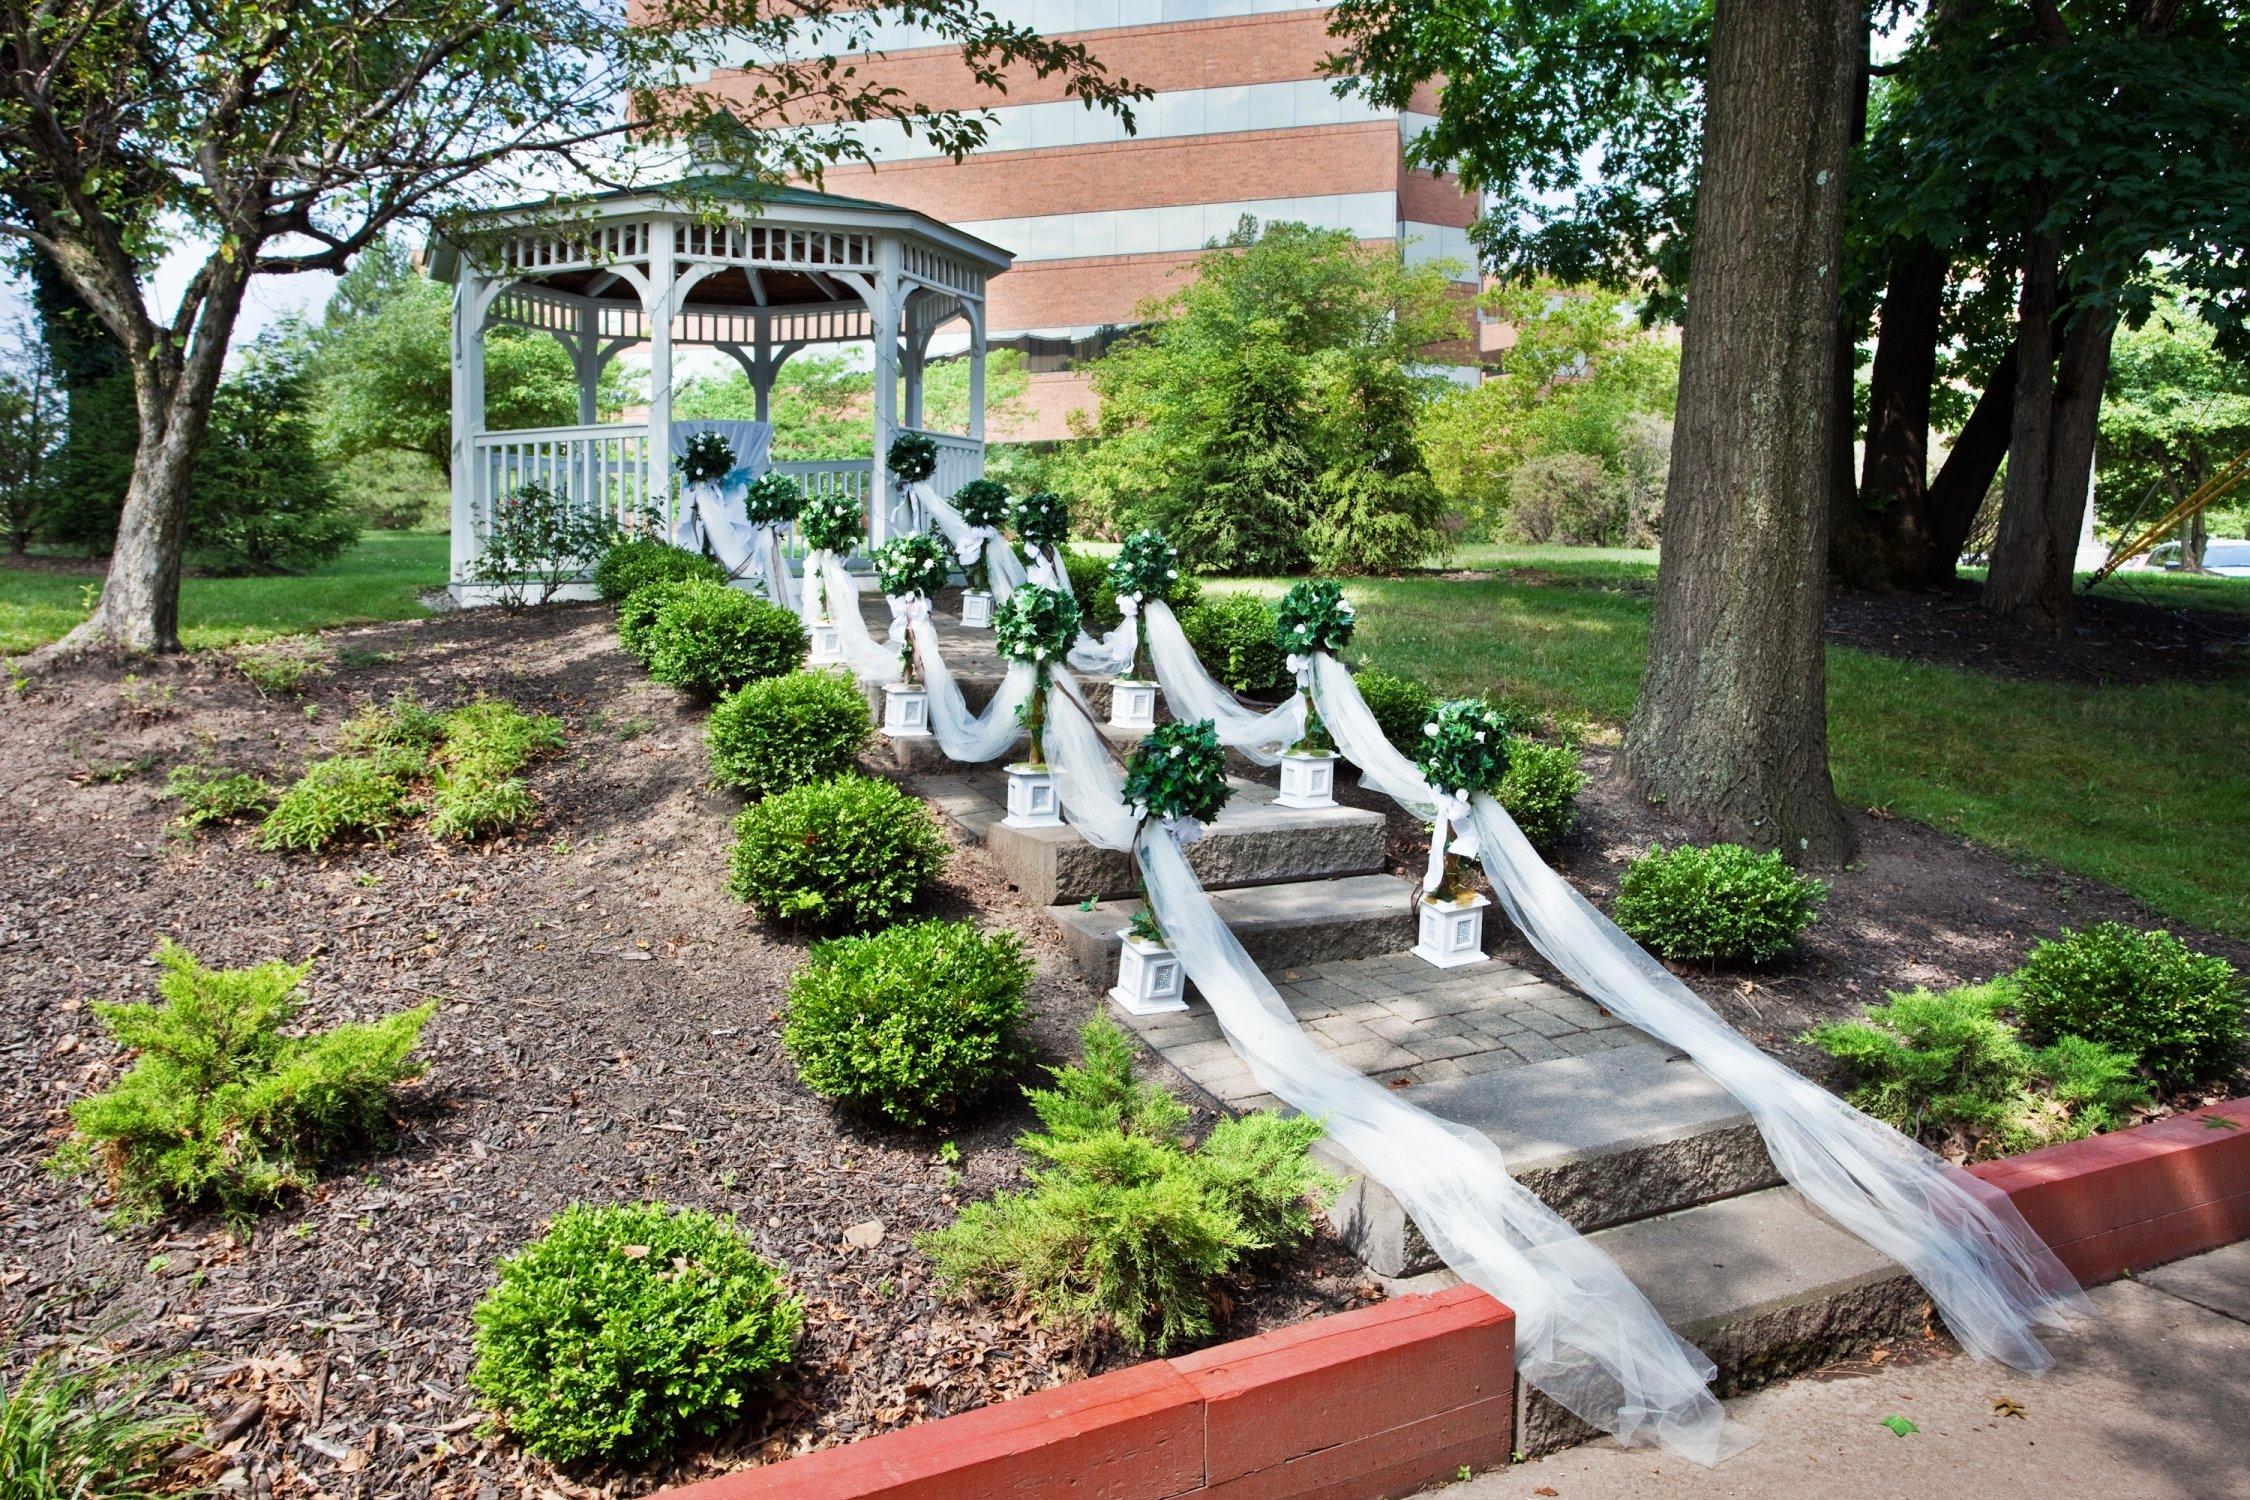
[1051,873,1420,986]
[1319,1043,1783,1275]
[1514,1186,1926,1456]
[919,772,1389,906]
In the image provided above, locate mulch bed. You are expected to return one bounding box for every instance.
[0,605,1371,1499]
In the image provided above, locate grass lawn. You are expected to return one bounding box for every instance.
[1209,551,2249,939]
[0,530,446,654]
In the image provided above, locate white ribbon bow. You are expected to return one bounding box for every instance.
[1158,812,1207,848]
[1422,788,1481,894]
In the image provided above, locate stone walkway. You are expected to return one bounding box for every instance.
[1116,950,1653,1114]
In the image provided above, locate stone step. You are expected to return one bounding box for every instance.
[1316,1043,1782,1276]
[1512,1186,1926,1456]
[919,772,1388,906]
[1052,873,1420,987]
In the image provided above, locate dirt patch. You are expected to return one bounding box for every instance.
[1824,582,2250,686]
[0,606,1370,1498]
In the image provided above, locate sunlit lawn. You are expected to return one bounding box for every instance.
[0,531,447,654]
[1209,560,2250,939]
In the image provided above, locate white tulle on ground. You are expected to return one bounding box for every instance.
[1033,689,1744,1465]
[1305,651,2091,1373]
[1141,599,1306,765]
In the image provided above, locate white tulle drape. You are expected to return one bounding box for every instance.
[807,553,901,682]
[1306,652,2090,1372]
[1034,688,1742,1464]
[670,483,800,612]
[1141,599,1306,765]
[911,480,1024,599]
[909,613,1035,763]
[1023,540,1138,676]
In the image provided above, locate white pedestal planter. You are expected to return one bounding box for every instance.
[1275,749,1339,809]
[960,589,993,629]
[1109,931,1188,1015]
[807,618,843,665]
[1002,763,1063,828]
[1109,679,1158,731]
[1414,892,1491,969]
[882,683,931,738]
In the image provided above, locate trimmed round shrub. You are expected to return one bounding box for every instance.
[1612,843,1828,965]
[1497,737,1584,851]
[470,1203,802,1465]
[785,920,1032,1126]
[594,537,725,603]
[616,578,690,665]
[1353,666,1436,752]
[2012,923,2244,1089]
[1181,593,1287,695]
[708,670,872,796]
[644,578,807,697]
[727,772,948,928]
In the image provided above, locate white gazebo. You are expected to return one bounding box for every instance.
[427,177,1014,602]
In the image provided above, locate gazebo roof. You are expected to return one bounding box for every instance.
[426,172,1013,315]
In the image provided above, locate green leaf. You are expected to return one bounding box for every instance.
[1880,1415,1919,1438]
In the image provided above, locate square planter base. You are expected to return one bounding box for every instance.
[1109,932,1188,1015]
[1414,892,1492,969]
[1275,750,1340,809]
[882,683,932,738]
[1109,679,1159,731]
[807,620,843,665]
[1002,763,1064,828]
[959,589,993,629]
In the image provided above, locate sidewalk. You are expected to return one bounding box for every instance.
[1437,1242,2249,1500]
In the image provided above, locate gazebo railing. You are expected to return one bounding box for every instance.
[771,458,874,559]
[915,429,984,498]
[474,423,659,543]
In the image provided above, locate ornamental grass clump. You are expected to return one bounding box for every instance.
[592,536,725,603]
[470,1203,802,1465]
[258,750,421,851]
[707,670,872,797]
[1804,981,2150,1158]
[1612,843,1828,965]
[260,697,565,848]
[2010,923,2244,1089]
[642,577,806,697]
[53,943,432,1227]
[428,699,566,840]
[726,772,948,929]
[163,765,275,831]
[919,1018,1335,1354]
[0,1343,199,1499]
[784,920,1031,1126]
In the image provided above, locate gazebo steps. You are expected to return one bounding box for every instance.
[1047,873,1420,983]
[916,771,1389,906]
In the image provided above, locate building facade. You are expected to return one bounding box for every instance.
[689,0,1482,438]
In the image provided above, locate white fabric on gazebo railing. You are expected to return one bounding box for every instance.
[666,420,801,612]
[1304,651,2092,1374]
[1033,687,1743,1465]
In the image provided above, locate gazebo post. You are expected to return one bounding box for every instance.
[572,299,601,426]
[753,314,773,424]
[645,217,678,536]
[967,304,987,448]
[448,263,488,589]
[869,234,902,546]
[903,307,926,431]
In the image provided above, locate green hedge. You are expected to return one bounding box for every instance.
[708,670,872,797]
[1612,843,1828,965]
[643,578,807,697]
[726,772,949,928]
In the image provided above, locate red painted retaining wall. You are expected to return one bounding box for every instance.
[670,1095,2250,1498]
[667,1285,1515,1500]
[1969,1095,2250,1283]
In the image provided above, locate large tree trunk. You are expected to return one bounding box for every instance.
[1623,0,1859,865]
[1923,338,2019,576]
[1832,240,1951,588]
[1982,236,2118,631]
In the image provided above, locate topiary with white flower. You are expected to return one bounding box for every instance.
[873,532,953,684]
[886,431,939,483]
[677,431,734,487]
[798,489,863,556]
[1106,528,1181,678]
[1119,718,1231,942]
[993,584,1080,767]
[1009,489,1071,580]
[950,478,1010,591]
[1273,579,1356,753]
[743,474,803,527]
[1416,698,1513,900]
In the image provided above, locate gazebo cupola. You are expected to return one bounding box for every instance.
[427,175,1013,600]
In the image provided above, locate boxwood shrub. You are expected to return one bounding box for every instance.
[2012,922,2244,1089]
[726,772,948,928]
[593,536,725,603]
[707,669,873,797]
[1180,593,1287,695]
[1612,843,1828,965]
[784,920,1031,1126]
[615,578,687,666]
[1497,737,1584,851]
[643,578,807,697]
[1352,666,1435,752]
[470,1203,802,1464]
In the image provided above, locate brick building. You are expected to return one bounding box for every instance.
[688,1,1484,438]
